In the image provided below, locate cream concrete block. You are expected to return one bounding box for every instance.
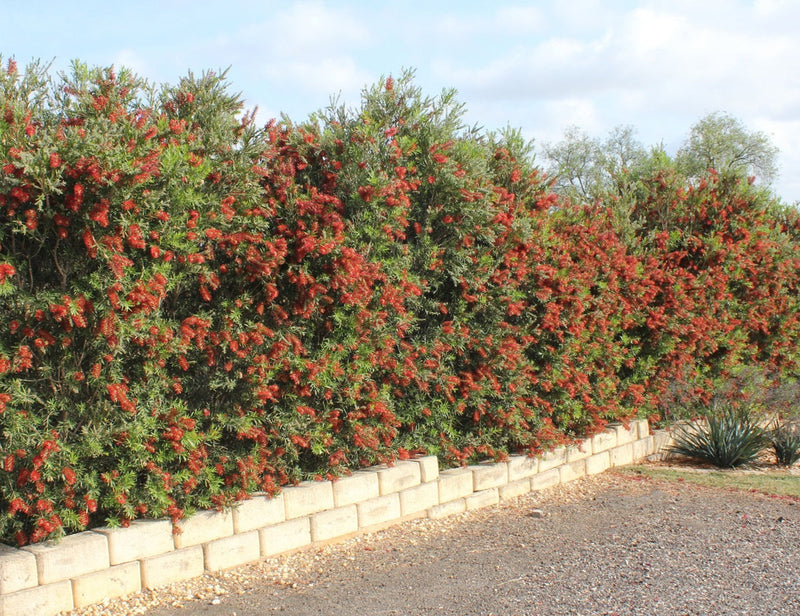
[591,430,618,454]
[610,443,635,467]
[499,479,532,501]
[259,518,311,557]
[566,443,591,463]
[203,531,260,572]
[0,580,72,616]
[437,467,474,503]
[0,543,38,594]
[283,480,335,519]
[466,488,499,511]
[399,482,439,515]
[310,505,358,542]
[612,423,637,445]
[633,436,655,461]
[140,546,204,589]
[560,460,586,483]
[22,531,109,585]
[427,500,466,520]
[652,429,674,455]
[332,472,380,508]
[376,461,421,495]
[232,493,285,534]
[531,468,561,491]
[412,456,439,482]
[507,455,539,482]
[635,419,651,439]
[94,519,174,565]
[357,494,401,528]
[71,562,140,608]
[537,447,566,472]
[174,509,233,549]
[585,451,611,475]
[471,462,508,491]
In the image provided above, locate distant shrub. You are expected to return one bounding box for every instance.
[769,421,800,466]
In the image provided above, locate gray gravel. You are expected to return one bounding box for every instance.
[71,470,800,616]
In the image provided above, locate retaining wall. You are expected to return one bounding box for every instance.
[0,421,673,616]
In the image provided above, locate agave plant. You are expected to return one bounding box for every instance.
[769,421,800,467]
[668,406,768,468]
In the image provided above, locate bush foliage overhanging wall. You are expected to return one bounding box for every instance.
[1,61,799,546]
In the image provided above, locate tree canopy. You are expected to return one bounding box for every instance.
[542,112,781,204]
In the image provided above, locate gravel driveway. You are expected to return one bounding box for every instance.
[71,470,800,616]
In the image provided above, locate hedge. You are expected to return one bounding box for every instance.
[1,60,798,545]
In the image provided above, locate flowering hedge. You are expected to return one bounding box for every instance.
[0,61,798,546]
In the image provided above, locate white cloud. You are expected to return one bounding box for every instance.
[112,50,150,77]
[262,56,371,99]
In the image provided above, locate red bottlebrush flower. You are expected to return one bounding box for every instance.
[385,76,394,91]
[169,118,185,134]
[53,214,70,227]
[89,199,110,227]
[24,209,37,231]
[9,498,27,515]
[83,229,97,258]
[220,196,236,221]
[49,152,62,168]
[84,495,98,513]
[0,263,15,283]
[62,467,76,485]
[92,95,108,111]
[357,185,375,203]
[10,186,30,203]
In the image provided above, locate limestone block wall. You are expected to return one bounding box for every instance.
[0,421,673,616]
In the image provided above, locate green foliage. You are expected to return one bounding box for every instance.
[676,111,779,187]
[668,407,768,468]
[541,124,650,204]
[769,421,800,467]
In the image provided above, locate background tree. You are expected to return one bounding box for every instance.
[675,111,779,186]
[541,126,603,203]
[541,125,648,203]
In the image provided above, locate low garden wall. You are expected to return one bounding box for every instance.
[0,420,672,616]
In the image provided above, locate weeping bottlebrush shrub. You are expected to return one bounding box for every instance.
[627,172,800,417]
[0,60,278,544]
[3,60,800,546]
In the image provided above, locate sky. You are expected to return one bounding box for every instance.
[5,0,800,202]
